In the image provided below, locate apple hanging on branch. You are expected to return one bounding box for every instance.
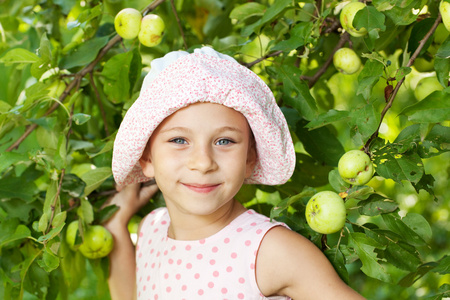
[338,150,374,186]
[114,8,142,40]
[305,191,347,234]
[333,47,362,75]
[340,1,367,37]
[440,0,450,32]
[138,14,165,47]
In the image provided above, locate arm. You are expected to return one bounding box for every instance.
[256,226,366,300]
[103,183,158,300]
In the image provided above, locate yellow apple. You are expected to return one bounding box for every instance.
[340,2,367,37]
[440,0,450,32]
[138,14,165,47]
[305,191,347,234]
[333,47,362,75]
[114,8,142,40]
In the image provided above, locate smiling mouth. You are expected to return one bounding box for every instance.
[182,183,221,193]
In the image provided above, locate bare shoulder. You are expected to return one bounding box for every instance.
[256,226,365,299]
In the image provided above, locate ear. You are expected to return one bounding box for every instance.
[139,148,155,178]
[245,138,257,178]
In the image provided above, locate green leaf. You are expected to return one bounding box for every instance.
[54,135,67,169]
[353,6,386,39]
[373,145,424,184]
[278,65,317,120]
[305,109,350,130]
[402,212,432,242]
[51,211,67,228]
[324,248,349,284]
[0,176,38,202]
[0,152,28,173]
[80,167,112,196]
[349,103,381,143]
[394,67,411,81]
[357,59,384,99]
[435,56,450,88]
[328,169,350,193]
[37,223,65,243]
[230,2,266,21]
[0,224,31,248]
[0,48,40,68]
[432,256,450,275]
[62,173,87,198]
[399,89,450,123]
[435,36,450,59]
[382,214,427,246]
[349,232,391,282]
[72,113,91,125]
[101,51,134,103]
[241,0,292,36]
[407,18,436,56]
[78,198,94,224]
[399,261,439,287]
[272,22,314,51]
[292,154,334,187]
[384,241,422,272]
[358,194,398,216]
[60,36,109,69]
[381,0,420,25]
[296,123,345,166]
[346,185,374,201]
[37,247,60,272]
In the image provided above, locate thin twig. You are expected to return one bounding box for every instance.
[363,15,442,152]
[5,0,166,152]
[300,32,350,88]
[169,0,188,50]
[89,72,110,136]
[243,50,284,68]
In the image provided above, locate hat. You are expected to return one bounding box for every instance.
[112,47,295,189]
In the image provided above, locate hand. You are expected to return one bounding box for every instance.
[104,181,159,228]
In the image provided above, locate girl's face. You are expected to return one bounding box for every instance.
[140,102,256,219]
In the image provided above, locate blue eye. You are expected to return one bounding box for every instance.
[170,138,187,144]
[216,139,234,146]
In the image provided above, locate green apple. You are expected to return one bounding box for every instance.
[66,220,81,251]
[79,225,114,259]
[440,0,450,32]
[414,76,444,101]
[333,47,361,75]
[338,150,374,186]
[413,55,435,72]
[114,8,142,40]
[138,14,165,47]
[340,1,367,37]
[305,191,347,234]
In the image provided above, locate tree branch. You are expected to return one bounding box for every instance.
[169,0,188,50]
[300,32,350,88]
[243,50,284,68]
[89,72,110,136]
[363,14,442,152]
[5,0,166,152]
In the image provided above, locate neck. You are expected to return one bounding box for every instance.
[166,199,246,241]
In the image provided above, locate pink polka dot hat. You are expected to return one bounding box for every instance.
[112,46,296,189]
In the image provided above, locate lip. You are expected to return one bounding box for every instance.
[181,183,221,194]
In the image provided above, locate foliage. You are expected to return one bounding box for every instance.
[0,0,449,299]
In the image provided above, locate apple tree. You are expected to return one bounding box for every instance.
[0,0,449,299]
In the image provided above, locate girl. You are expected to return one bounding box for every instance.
[106,47,365,299]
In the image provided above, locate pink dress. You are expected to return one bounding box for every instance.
[136,207,291,300]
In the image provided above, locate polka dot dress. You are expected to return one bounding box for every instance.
[136,207,291,300]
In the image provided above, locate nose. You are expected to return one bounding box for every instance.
[187,143,218,173]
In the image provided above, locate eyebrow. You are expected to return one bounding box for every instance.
[159,126,244,135]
